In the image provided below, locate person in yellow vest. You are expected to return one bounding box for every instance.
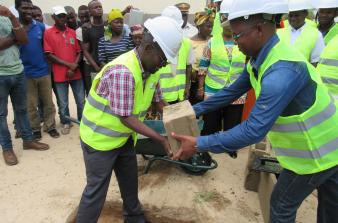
[197,17,246,140]
[159,6,195,104]
[314,0,338,45]
[175,2,198,38]
[76,16,183,223]
[317,35,338,100]
[277,0,325,66]
[211,0,223,37]
[170,0,338,222]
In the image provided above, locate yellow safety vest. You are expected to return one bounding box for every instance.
[158,38,191,102]
[317,35,338,100]
[80,50,160,151]
[247,40,338,175]
[205,36,246,90]
[212,12,222,38]
[322,23,338,45]
[277,23,318,61]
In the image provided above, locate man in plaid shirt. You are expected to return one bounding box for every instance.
[77,17,183,223]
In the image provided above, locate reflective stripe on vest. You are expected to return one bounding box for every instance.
[82,115,131,138]
[158,38,190,102]
[271,96,336,132]
[246,40,338,175]
[209,64,230,73]
[207,71,226,86]
[274,137,338,159]
[319,58,338,67]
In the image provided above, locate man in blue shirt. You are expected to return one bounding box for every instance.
[17,0,59,140]
[171,0,338,222]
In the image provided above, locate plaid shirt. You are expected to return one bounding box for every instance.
[96,49,162,116]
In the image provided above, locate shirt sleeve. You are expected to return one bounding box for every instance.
[43,30,54,53]
[82,27,90,43]
[127,35,135,50]
[187,42,196,65]
[310,31,325,63]
[196,61,311,153]
[75,33,81,53]
[76,27,83,42]
[96,65,135,116]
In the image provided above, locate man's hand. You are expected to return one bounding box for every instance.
[66,69,75,78]
[122,5,133,15]
[0,6,13,18]
[159,136,173,157]
[171,132,197,160]
[67,62,78,71]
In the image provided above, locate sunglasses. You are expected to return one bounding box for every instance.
[232,21,267,41]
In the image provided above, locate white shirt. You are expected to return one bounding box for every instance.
[183,22,198,39]
[289,23,325,63]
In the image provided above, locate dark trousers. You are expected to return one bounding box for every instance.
[76,139,146,223]
[83,63,94,96]
[201,104,244,135]
[270,165,338,223]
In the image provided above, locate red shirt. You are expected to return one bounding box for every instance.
[44,25,81,82]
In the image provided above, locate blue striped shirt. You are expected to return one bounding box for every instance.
[98,35,135,64]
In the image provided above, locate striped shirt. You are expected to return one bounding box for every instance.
[98,35,135,64]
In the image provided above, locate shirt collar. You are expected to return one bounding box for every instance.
[250,33,279,71]
[52,25,69,33]
[133,49,145,77]
[290,22,306,32]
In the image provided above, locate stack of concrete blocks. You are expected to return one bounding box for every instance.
[244,140,277,223]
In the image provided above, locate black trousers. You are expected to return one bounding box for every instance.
[201,104,244,135]
[76,139,146,223]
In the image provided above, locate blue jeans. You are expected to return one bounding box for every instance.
[270,165,338,223]
[0,73,33,150]
[54,79,85,124]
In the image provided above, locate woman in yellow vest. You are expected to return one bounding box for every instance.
[170,1,338,222]
[315,0,338,45]
[76,16,182,223]
[197,18,246,138]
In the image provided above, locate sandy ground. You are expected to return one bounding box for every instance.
[0,95,317,223]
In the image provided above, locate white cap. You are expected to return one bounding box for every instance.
[288,0,313,12]
[144,16,183,64]
[220,0,234,14]
[312,0,338,9]
[52,6,67,15]
[228,0,288,21]
[161,6,184,27]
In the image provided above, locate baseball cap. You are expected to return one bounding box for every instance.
[52,6,67,15]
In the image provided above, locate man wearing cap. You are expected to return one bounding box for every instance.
[171,0,338,222]
[175,2,198,38]
[277,0,325,65]
[44,6,85,135]
[76,16,183,223]
[315,0,338,45]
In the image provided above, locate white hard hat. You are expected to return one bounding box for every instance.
[288,0,313,12]
[161,6,184,27]
[220,0,234,14]
[228,0,288,21]
[214,0,223,2]
[144,16,183,64]
[312,0,338,9]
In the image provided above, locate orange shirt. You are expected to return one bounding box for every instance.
[44,25,81,82]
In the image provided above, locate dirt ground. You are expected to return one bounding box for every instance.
[0,96,317,223]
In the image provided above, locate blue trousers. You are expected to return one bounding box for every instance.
[270,165,338,223]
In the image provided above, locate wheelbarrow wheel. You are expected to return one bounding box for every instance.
[180,152,212,176]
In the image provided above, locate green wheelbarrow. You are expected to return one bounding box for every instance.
[137,120,218,175]
[65,116,218,175]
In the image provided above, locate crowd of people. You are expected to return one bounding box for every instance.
[0,0,338,222]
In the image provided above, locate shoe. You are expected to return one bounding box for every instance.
[33,131,42,141]
[61,124,71,135]
[48,129,60,138]
[23,140,49,151]
[15,131,21,139]
[3,150,18,166]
